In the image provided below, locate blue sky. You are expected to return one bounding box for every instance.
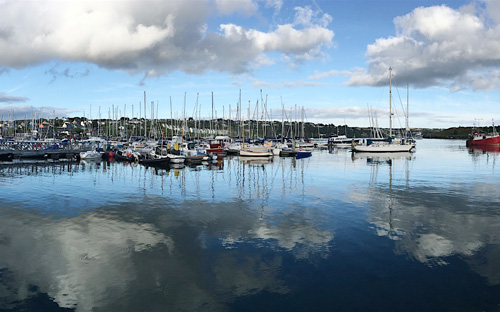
[1,0,499,129]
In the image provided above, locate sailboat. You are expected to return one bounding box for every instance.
[353,67,416,153]
[239,99,273,157]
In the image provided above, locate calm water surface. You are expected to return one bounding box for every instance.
[0,139,499,311]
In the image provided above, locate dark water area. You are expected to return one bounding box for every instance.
[0,139,499,311]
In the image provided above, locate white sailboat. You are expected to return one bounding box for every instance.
[239,99,273,157]
[353,67,415,153]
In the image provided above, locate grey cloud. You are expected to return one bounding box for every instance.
[45,65,91,83]
[0,92,28,104]
[0,105,77,119]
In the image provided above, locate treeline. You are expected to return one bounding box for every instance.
[420,127,498,140]
[2,115,485,139]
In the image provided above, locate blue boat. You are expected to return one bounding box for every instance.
[295,149,312,158]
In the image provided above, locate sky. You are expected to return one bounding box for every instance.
[1,0,500,129]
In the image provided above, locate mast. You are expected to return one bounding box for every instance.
[183,92,186,142]
[258,89,262,139]
[239,90,242,139]
[406,84,410,134]
[210,92,214,138]
[389,67,392,138]
[255,100,259,140]
[290,107,295,149]
[301,106,304,139]
[196,93,199,140]
[151,101,155,139]
[144,91,147,138]
[98,107,100,137]
[281,97,284,144]
[265,95,268,138]
[112,104,115,137]
[124,104,126,138]
[108,108,111,138]
[249,100,252,143]
[170,96,173,138]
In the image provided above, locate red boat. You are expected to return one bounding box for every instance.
[466,134,500,146]
[466,122,500,147]
[206,136,229,156]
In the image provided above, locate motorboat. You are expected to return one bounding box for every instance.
[79,150,104,160]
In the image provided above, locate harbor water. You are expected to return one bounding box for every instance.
[0,139,499,311]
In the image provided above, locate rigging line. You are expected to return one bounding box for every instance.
[191,93,198,118]
[393,82,413,137]
[394,83,407,116]
[390,83,406,132]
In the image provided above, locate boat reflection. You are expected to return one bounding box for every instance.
[354,149,500,287]
[468,145,500,154]
[239,156,274,165]
[354,152,412,241]
[0,161,79,176]
[351,152,413,165]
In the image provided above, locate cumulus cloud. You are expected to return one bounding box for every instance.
[0,0,333,79]
[345,1,500,91]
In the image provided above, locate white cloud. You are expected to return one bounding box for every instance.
[0,0,333,78]
[264,0,283,12]
[306,106,375,120]
[308,69,346,80]
[293,6,332,28]
[302,106,433,123]
[346,2,500,91]
[219,22,333,57]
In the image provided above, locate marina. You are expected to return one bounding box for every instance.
[1,1,500,311]
[0,139,499,311]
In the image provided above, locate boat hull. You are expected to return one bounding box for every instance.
[239,150,273,157]
[279,149,297,157]
[353,143,415,153]
[167,155,186,164]
[79,151,104,160]
[296,151,312,158]
[206,148,227,156]
[466,135,500,146]
[140,157,170,167]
